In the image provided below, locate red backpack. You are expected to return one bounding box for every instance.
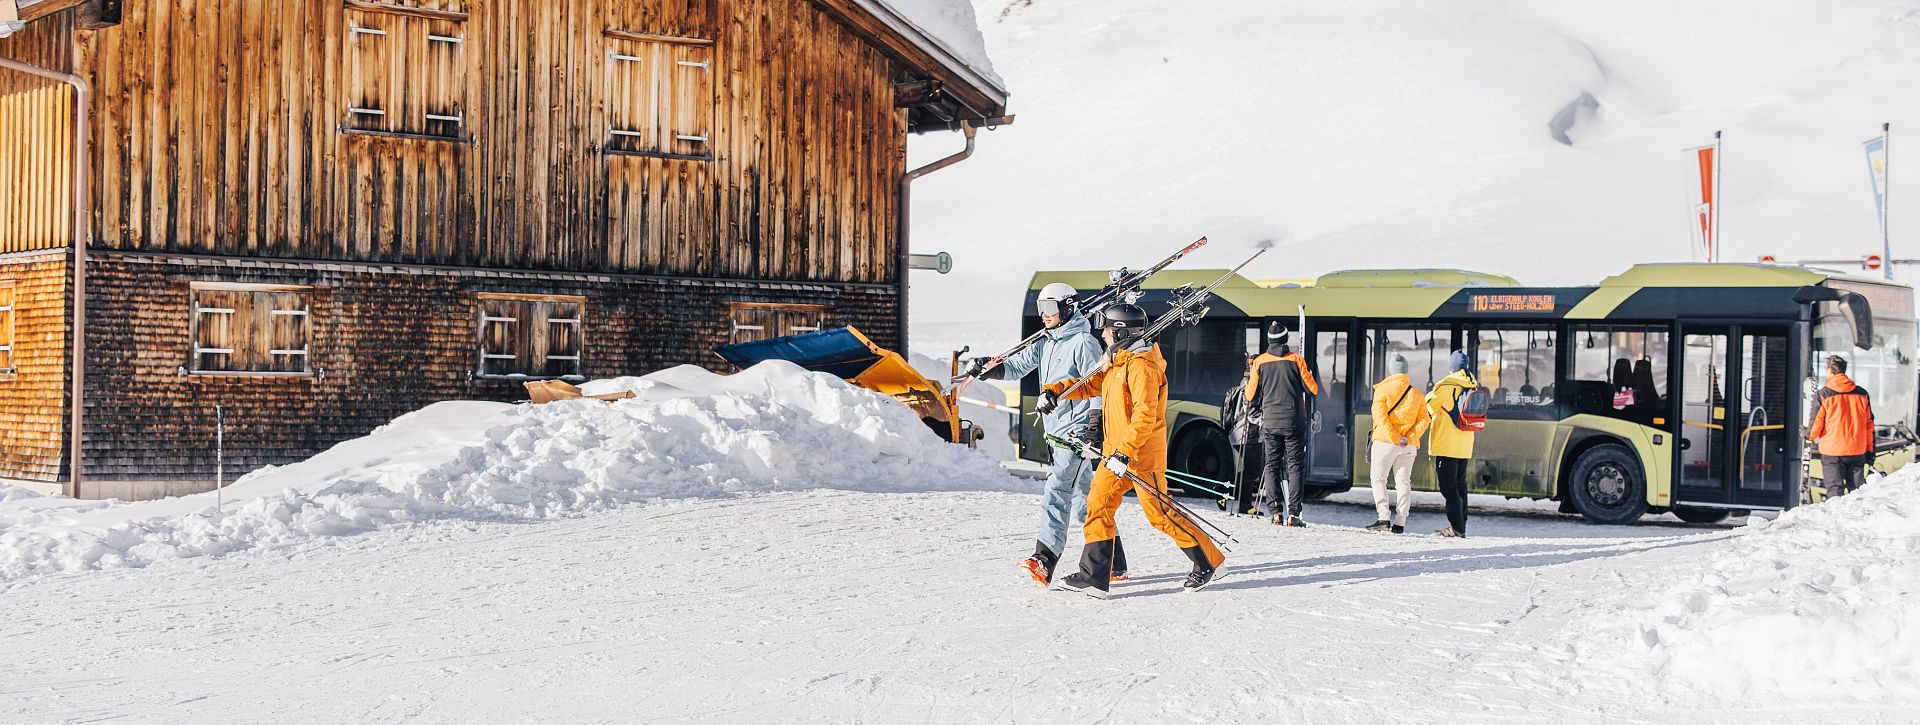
[1448,382,1491,431]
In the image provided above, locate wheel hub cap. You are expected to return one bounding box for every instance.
[1588,464,1628,506]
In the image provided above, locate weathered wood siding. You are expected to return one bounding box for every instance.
[0,252,69,482]
[75,0,908,283]
[0,11,75,254]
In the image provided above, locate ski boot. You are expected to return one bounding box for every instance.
[1020,542,1059,586]
[1180,546,1227,592]
[1054,572,1110,600]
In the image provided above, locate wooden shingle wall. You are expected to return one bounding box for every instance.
[77,253,899,488]
[73,0,908,283]
[0,252,69,482]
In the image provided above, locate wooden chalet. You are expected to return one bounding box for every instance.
[0,0,1009,499]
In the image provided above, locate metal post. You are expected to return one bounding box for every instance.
[1713,130,1724,263]
[215,404,225,510]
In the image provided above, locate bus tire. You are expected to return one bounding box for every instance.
[1671,506,1731,525]
[1566,444,1649,525]
[1171,424,1233,496]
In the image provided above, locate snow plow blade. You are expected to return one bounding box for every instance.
[714,326,970,444]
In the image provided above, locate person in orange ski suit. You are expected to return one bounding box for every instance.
[1036,303,1226,599]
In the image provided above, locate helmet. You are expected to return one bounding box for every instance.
[1101,303,1150,340]
[1036,282,1078,317]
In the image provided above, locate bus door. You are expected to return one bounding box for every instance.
[1676,325,1794,508]
[1307,320,1357,483]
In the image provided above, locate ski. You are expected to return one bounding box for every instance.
[1047,245,1268,403]
[952,236,1209,391]
[1045,432,1238,548]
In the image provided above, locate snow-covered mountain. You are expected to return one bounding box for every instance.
[906,0,1920,352]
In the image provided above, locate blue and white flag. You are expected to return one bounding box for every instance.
[1866,136,1889,235]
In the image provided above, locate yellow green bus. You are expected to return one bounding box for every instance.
[1020,263,1918,524]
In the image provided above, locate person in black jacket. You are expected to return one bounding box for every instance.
[1222,363,1262,515]
[1245,322,1320,526]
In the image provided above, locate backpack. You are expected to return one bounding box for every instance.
[1448,383,1491,431]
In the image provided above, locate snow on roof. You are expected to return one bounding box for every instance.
[876,0,1005,91]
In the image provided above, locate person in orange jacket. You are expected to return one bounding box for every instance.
[1036,303,1227,599]
[1366,355,1429,533]
[1807,355,1875,499]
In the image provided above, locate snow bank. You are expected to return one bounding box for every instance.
[881,0,1003,87]
[1551,472,1920,703]
[0,362,1028,582]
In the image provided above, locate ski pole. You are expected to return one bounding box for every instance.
[1130,471,1240,546]
[1165,470,1232,499]
[1048,434,1237,546]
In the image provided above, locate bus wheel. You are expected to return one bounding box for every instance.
[1671,506,1731,525]
[1171,425,1233,495]
[1567,444,1648,525]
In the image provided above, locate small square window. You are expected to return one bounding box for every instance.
[190,284,315,375]
[346,6,467,138]
[477,294,586,379]
[605,34,713,158]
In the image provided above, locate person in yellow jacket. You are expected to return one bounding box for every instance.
[1367,355,1429,533]
[1426,351,1478,538]
[1036,304,1226,599]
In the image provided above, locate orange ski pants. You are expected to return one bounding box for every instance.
[1084,467,1224,569]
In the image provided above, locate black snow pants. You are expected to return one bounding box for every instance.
[1434,456,1470,535]
[1232,438,1264,515]
[1259,428,1306,518]
[1821,453,1869,499]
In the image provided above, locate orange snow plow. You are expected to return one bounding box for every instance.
[714,326,985,447]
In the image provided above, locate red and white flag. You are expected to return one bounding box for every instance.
[1685,140,1720,262]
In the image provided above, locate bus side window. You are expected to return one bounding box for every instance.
[1466,324,1556,408]
[1570,325,1670,423]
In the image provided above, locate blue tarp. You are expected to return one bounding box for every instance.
[714,327,881,380]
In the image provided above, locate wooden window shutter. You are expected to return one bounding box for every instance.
[605,34,713,158]
[192,289,245,372]
[190,286,316,375]
[543,301,583,378]
[345,4,468,138]
[265,292,312,374]
[730,303,826,343]
[478,299,523,377]
[0,284,14,372]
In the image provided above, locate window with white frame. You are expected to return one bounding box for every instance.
[190,284,315,375]
[345,4,467,138]
[477,294,585,379]
[0,282,16,374]
[604,32,713,158]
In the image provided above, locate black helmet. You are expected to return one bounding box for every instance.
[1101,304,1150,339]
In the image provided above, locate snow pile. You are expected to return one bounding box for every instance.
[1553,472,1920,703]
[0,483,43,504]
[881,0,1003,87]
[0,362,1028,582]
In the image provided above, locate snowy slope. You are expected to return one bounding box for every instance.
[905,0,1920,351]
[0,362,1025,581]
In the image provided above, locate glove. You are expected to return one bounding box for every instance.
[1036,390,1061,415]
[1104,452,1132,477]
[1071,426,1102,459]
[962,357,995,380]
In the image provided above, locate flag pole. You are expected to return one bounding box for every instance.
[1883,122,1893,280]
[1713,130,1723,263]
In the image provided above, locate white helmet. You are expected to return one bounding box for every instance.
[1036,282,1078,317]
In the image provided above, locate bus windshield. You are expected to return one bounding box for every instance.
[1817,281,1918,435]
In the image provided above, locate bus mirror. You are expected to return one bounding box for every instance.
[1844,293,1874,351]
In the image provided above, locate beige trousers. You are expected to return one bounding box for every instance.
[1369,441,1417,526]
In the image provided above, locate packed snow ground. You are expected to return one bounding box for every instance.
[4,365,1918,722]
[905,0,1920,350]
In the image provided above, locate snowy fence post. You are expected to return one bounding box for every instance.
[216,403,225,511]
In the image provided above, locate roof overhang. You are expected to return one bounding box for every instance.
[815,0,1010,132]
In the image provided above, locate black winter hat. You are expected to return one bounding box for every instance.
[1266,321,1290,345]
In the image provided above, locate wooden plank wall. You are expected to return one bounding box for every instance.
[0,253,69,482]
[69,0,908,284]
[0,11,75,254]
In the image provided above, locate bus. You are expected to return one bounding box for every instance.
[1017,263,1918,524]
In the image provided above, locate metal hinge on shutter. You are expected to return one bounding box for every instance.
[427,34,464,44]
[350,25,387,38]
[611,53,645,63]
[676,60,709,69]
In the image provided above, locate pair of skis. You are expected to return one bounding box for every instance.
[950,236,1212,397]
[1045,432,1238,550]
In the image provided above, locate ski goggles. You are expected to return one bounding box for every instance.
[1036,298,1067,316]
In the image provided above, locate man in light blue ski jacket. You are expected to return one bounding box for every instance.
[965,282,1128,585]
